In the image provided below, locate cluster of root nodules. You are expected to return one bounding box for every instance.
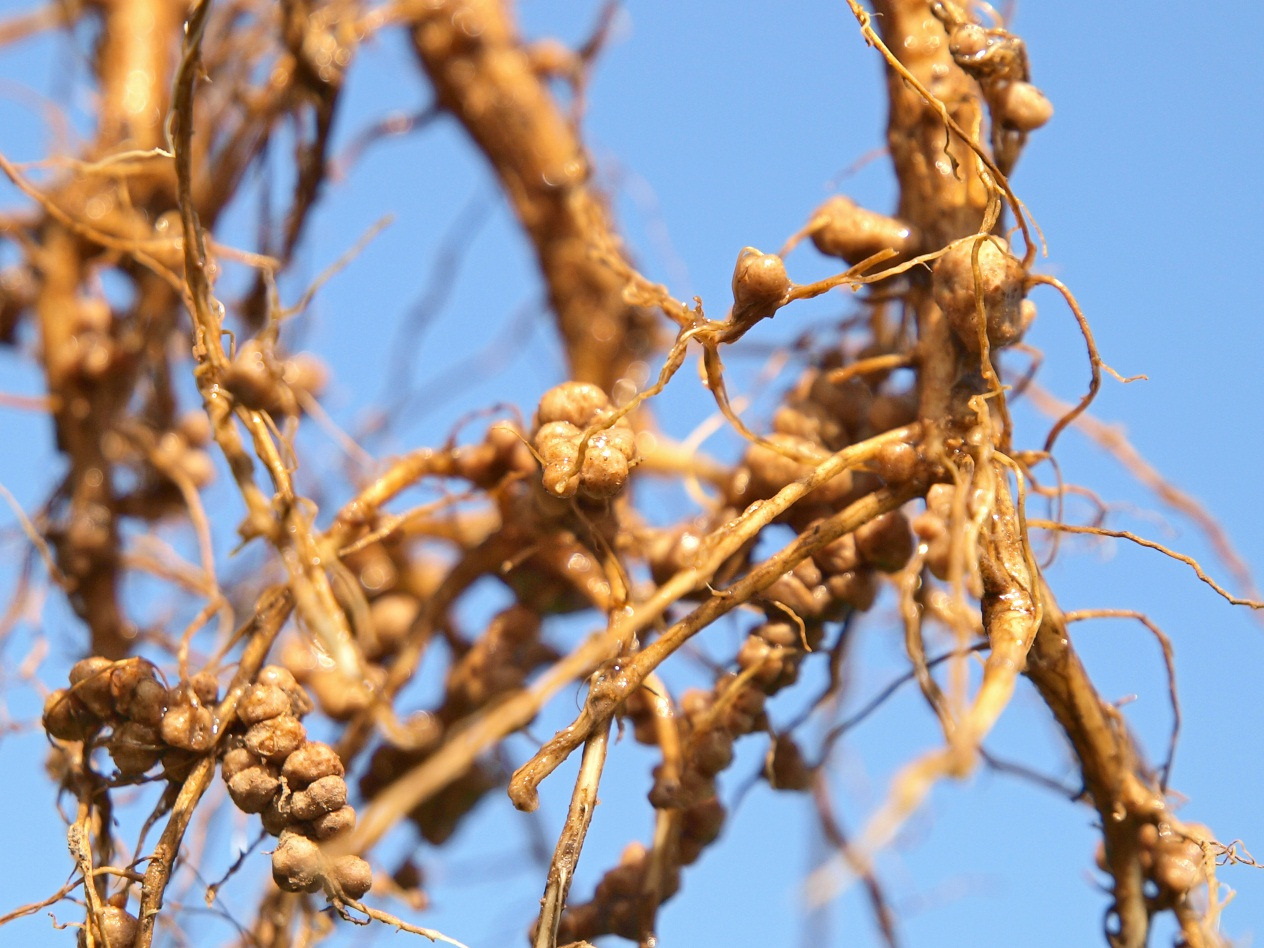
[44,659,236,784]
[224,670,372,898]
[43,659,371,940]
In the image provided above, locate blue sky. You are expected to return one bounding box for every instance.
[1,1,1262,945]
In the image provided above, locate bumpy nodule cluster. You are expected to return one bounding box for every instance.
[43,657,220,780]
[221,666,372,898]
[43,659,372,907]
[532,382,636,500]
[44,659,229,943]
